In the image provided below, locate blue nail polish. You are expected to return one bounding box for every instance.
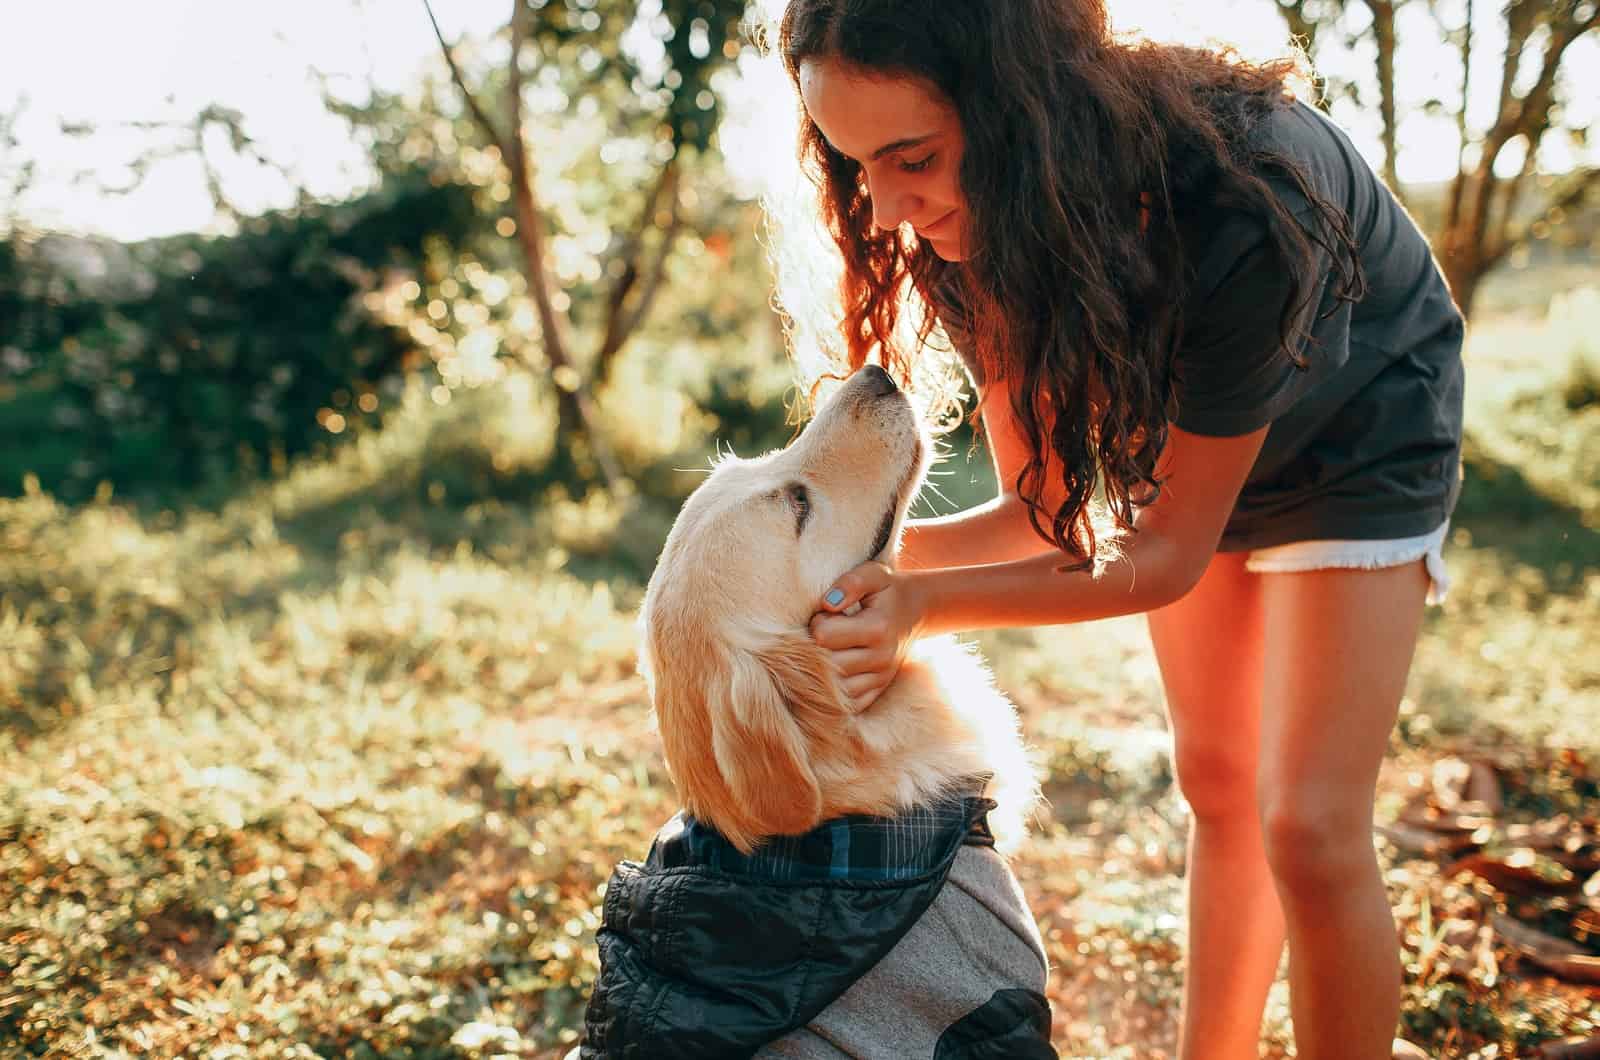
[825,588,845,607]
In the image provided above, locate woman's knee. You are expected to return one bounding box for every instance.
[1171,739,1259,823]
[1259,789,1378,895]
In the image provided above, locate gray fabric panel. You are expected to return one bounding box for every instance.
[758,846,1048,1060]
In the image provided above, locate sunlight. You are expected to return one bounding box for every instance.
[2,0,1594,241]
[1,0,505,240]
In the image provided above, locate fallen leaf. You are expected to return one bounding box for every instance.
[1492,913,1600,984]
[1571,907,1600,948]
[1378,821,1481,857]
[1505,815,1574,850]
[1539,1036,1600,1059]
[1398,792,1497,836]
[1448,850,1582,897]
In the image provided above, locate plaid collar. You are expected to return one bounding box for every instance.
[646,779,996,884]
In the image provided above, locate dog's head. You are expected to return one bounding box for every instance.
[639,365,931,852]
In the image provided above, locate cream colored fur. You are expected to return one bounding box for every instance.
[639,367,1039,854]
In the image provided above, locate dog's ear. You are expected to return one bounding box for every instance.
[752,632,853,741]
[704,644,829,852]
[646,610,853,854]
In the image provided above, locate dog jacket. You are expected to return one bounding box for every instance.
[578,787,1054,1059]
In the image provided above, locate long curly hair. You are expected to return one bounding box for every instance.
[773,0,1363,568]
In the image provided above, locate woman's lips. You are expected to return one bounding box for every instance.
[916,210,956,239]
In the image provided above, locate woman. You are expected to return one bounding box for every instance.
[773,1,1463,1058]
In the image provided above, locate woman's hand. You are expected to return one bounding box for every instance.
[809,561,928,712]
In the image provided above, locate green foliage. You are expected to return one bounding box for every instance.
[1401,982,1504,1045]
[1,0,770,507]
[346,0,758,340]
[0,169,480,503]
[512,0,748,153]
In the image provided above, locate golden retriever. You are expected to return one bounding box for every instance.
[638,363,1039,854]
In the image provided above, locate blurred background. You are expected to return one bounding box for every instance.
[2,1,1596,1056]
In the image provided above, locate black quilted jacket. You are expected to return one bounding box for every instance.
[577,792,1054,1059]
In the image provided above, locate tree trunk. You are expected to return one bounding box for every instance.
[1365,0,1405,203]
[1275,0,1338,105]
[1437,238,1484,319]
[426,0,621,486]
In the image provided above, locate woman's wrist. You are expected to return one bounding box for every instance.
[901,566,946,640]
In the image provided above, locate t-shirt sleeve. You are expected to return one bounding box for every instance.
[1170,218,1349,438]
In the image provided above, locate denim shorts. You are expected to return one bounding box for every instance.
[1242,520,1452,605]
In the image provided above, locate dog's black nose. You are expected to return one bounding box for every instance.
[860,363,897,396]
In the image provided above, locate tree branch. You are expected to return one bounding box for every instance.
[1458,0,1586,274]
[422,0,507,153]
[595,199,684,389]
[500,0,620,486]
[499,0,572,374]
[1487,134,1540,263]
[1274,0,1339,105]
[1491,166,1600,266]
[613,196,684,356]
[593,157,680,379]
[1492,0,1538,136]
[1443,0,1472,236]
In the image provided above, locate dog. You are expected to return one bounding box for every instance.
[578,364,1055,1059]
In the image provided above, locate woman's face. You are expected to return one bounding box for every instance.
[798,58,969,261]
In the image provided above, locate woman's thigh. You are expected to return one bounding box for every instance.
[1146,550,1265,811]
[1255,560,1430,847]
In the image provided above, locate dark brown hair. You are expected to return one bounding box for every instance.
[776,0,1363,567]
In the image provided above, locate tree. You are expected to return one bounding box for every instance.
[1273,0,1405,199]
[422,0,749,486]
[1274,0,1598,317]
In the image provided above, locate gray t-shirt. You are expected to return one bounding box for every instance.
[941,101,1465,552]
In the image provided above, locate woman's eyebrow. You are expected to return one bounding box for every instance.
[822,131,939,162]
[868,133,938,160]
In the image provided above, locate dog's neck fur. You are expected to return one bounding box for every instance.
[809,639,1037,852]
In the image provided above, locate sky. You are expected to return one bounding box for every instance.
[2,0,1594,242]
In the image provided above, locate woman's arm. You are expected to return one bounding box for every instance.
[897,388,1067,570]
[902,382,1088,573]
[905,422,1269,634]
[813,396,1269,706]
[896,496,1056,570]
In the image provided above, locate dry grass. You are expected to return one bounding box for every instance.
[3,285,1598,1058]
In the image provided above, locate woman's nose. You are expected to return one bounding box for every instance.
[868,173,920,233]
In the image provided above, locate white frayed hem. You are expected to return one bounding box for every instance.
[1243,522,1452,605]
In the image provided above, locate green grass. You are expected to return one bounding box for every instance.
[3,283,1599,1058]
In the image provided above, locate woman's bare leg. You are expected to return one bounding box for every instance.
[1148,552,1284,1060]
[1256,561,1429,1060]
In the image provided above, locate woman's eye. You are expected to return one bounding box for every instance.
[900,154,934,173]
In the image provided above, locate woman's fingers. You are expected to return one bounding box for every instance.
[819,561,893,613]
[841,672,888,710]
[809,607,887,650]
[827,647,889,678]
[809,563,905,713]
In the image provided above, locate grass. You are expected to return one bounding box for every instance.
[3,281,1599,1058]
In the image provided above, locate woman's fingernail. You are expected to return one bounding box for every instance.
[824,588,845,607]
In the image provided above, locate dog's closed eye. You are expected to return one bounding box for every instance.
[787,482,811,535]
